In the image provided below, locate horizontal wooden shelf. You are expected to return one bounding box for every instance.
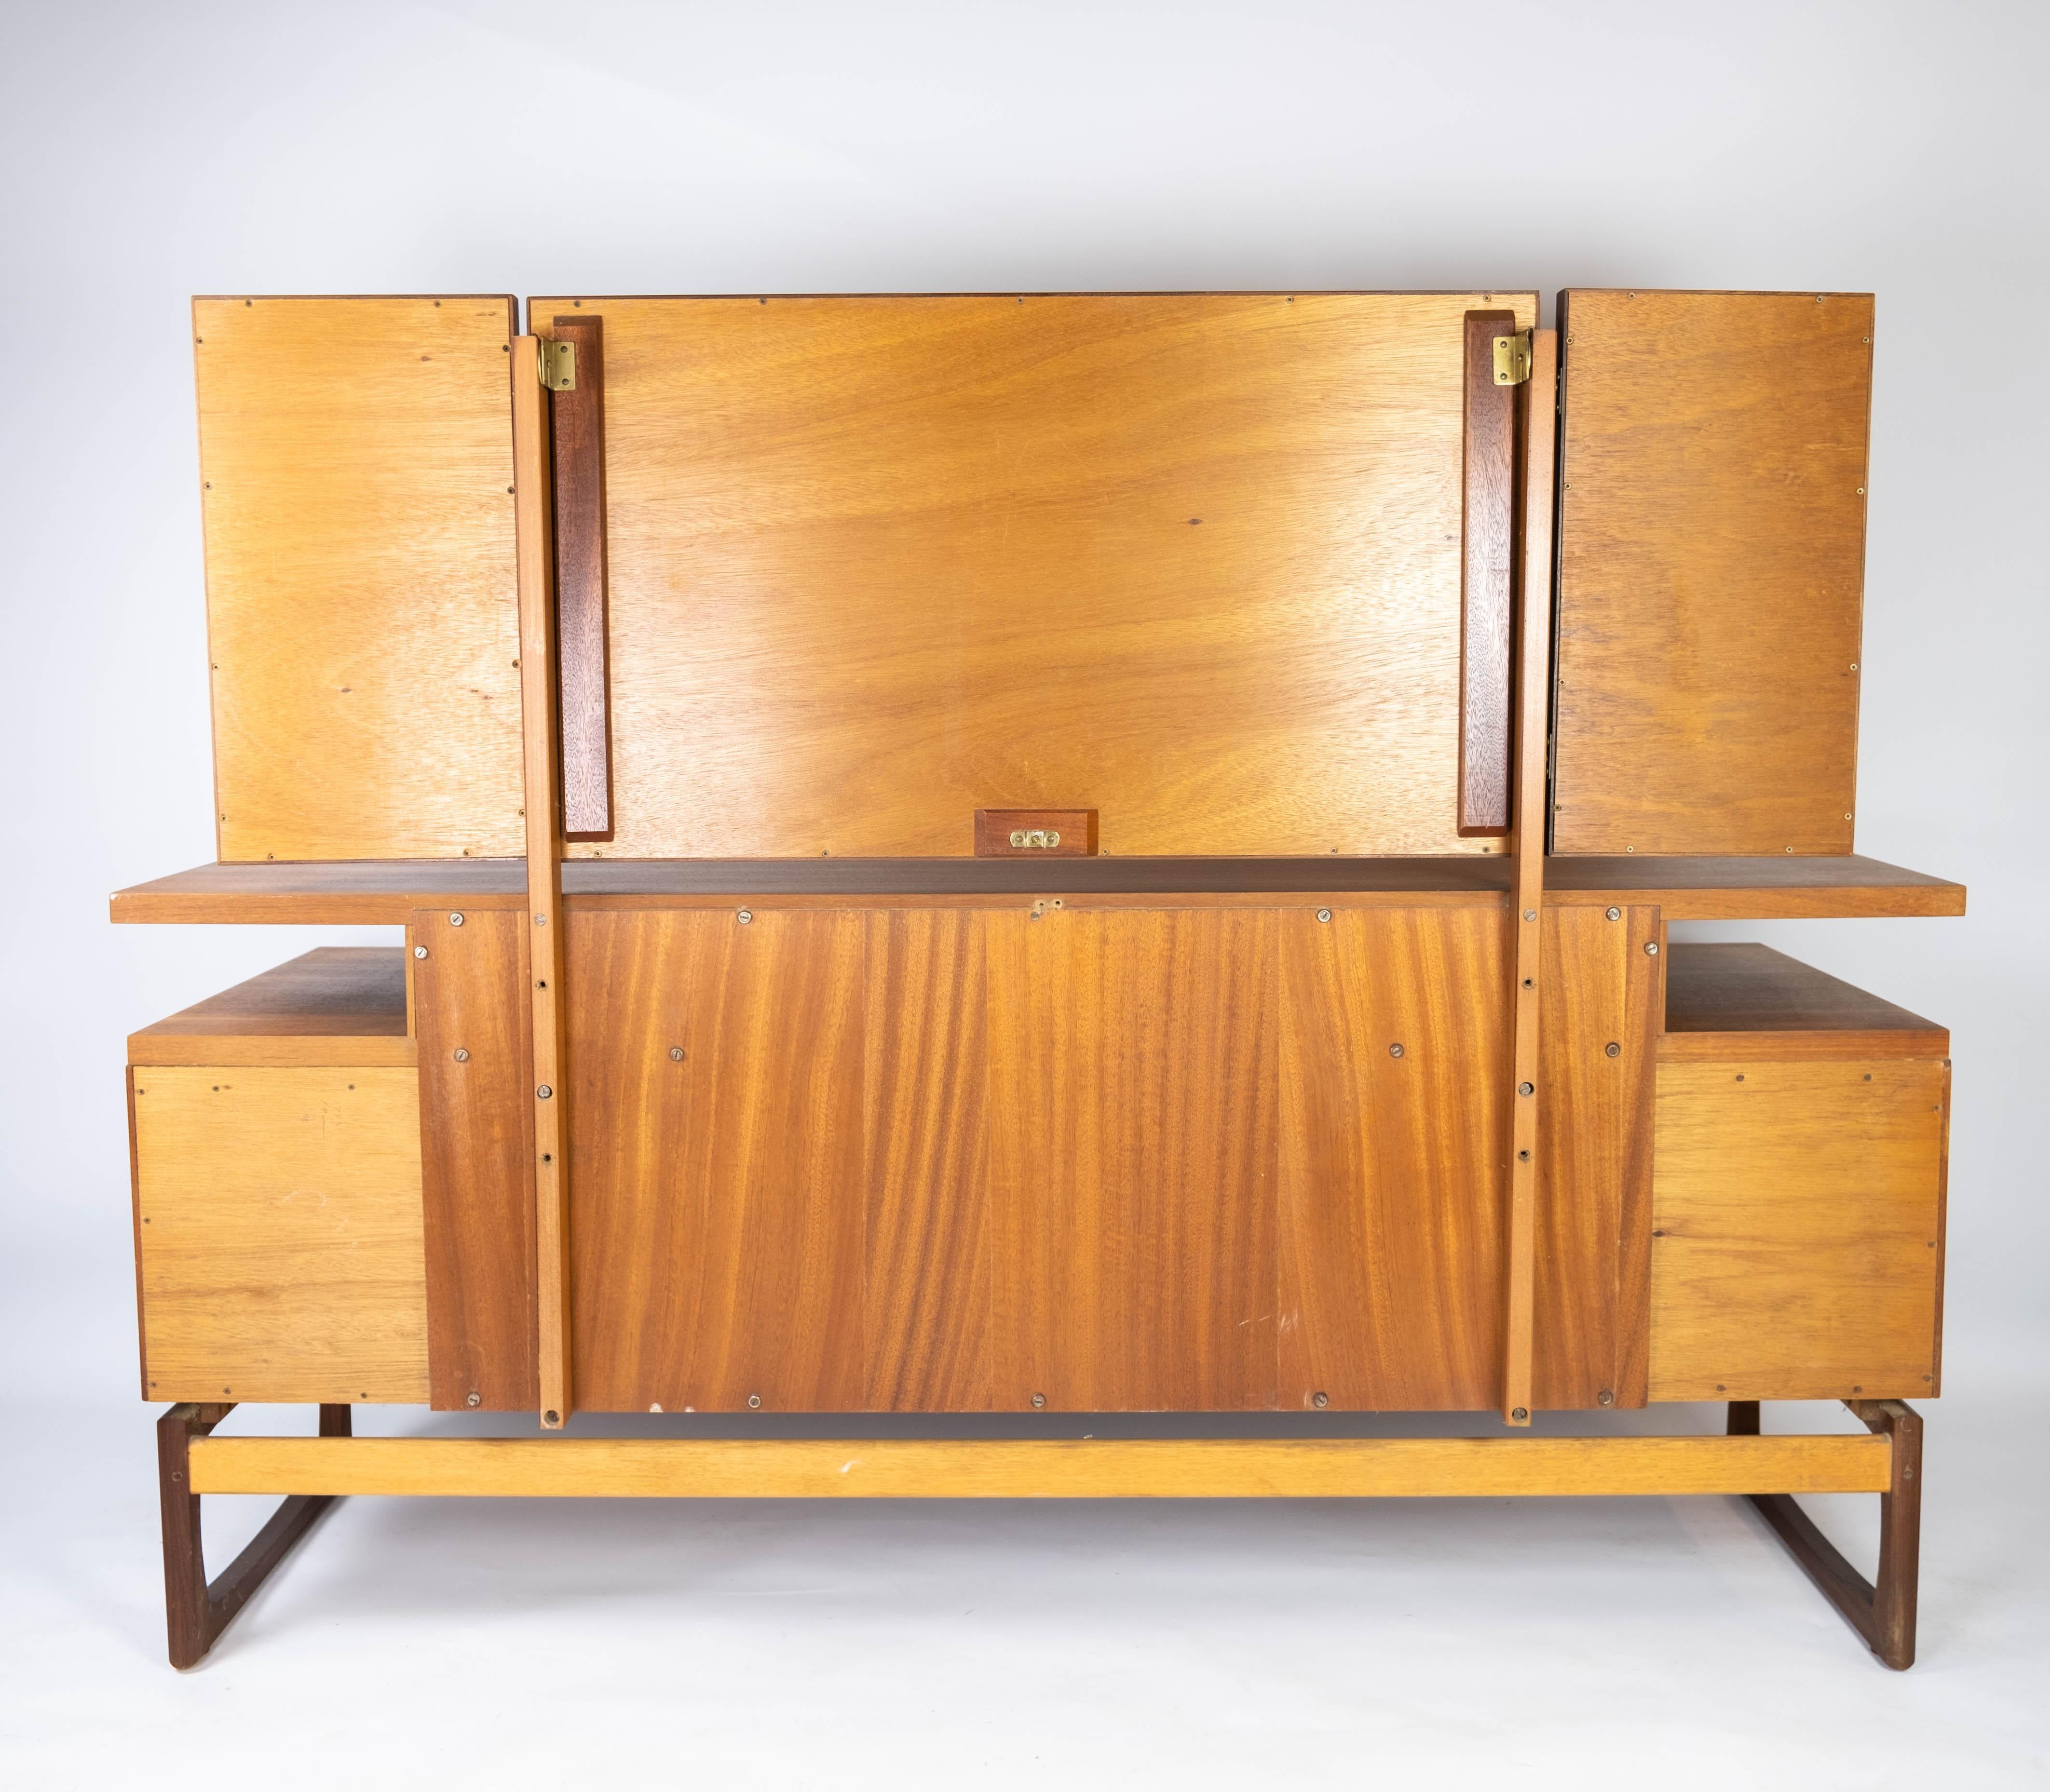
[1660,942,1948,1062]
[187,1431,1891,1501]
[1546,854,1965,919]
[112,852,1967,924]
[129,947,414,1066]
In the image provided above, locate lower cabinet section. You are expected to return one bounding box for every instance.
[129,1065,430,1404]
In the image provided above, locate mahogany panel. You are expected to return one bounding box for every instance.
[533,291,1533,860]
[989,907,1279,1411]
[567,909,867,1412]
[411,907,537,1412]
[1552,290,1874,856]
[1279,907,1510,1411]
[1460,309,1516,834]
[864,911,991,1409]
[1530,905,1661,1411]
[549,313,613,838]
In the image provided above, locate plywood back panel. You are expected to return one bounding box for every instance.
[1649,1057,1945,1401]
[1278,907,1510,1410]
[531,292,1534,860]
[132,1066,428,1404]
[194,296,524,861]
[1552,289,1873,856]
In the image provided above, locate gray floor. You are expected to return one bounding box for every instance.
[5,1276,2044,1791]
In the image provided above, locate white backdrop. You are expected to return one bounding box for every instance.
[2,4,2045,1787]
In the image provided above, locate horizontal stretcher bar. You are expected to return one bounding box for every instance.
[187,1434,1892,1500]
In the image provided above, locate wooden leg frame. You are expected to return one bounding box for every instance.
[1729,1398,1923,1670]
[157,1404,1922,1668]
[157,1401,352,1671]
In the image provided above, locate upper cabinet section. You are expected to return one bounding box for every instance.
[1551,290,1874,857]
[532,292,1533,860]
[195,296,524,862]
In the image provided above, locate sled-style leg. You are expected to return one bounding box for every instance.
[1729,1398,1922,1669]
[158,1401,351,1669]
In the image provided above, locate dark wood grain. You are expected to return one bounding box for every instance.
[129,948,406,1042]
[989,907,1278,1411]
[1280,907,1510,1410]
[567,909,867,1412]
[110,859,526,923]
[412,907,537,1412]
[864,910,991,1409]
[550,314,612,839]
[973,809,1099,856]
[1531,905,1660,1411]
[1460,309,1516,835]
[1665,943,1944,1036]
[1541,854,1966,920]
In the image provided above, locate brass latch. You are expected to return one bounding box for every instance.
[1009,829,1061,849]
[538,338,576,392]
[1493,331,1532,386]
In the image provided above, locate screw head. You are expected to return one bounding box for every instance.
[1389,1043,1405,1058]
[1644,941,1659,955]
[453,1048,470,1063]
[1597,1389,1615,1407]
[448,912,465,927]
[1313,1391,1330,1409]
[466,1391,481,1408]
[747,1394,762,1409]
[737,909,753,925]
[544,1410,561,1426]
[1316,907,1332,923]
[1604,1042,1620,1058]
[1031,1393,1046,1409]
[537,1084,553,1099]
[414,944,429,958]
[1518,1080,1535,1096]
[1511,1406,1529,1422]
[1605,906,1621,921]
[670,1047,684,1061]
[1523,908,1536,922]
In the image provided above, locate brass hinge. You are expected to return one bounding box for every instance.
[538,338,576,392]
[1493,331,1532,385]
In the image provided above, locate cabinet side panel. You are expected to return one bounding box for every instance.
[413,906,537,1410]
[133,1066,429,1403]
[1280,906,1510,1410]
[568,909,867,1412]
[1649,1057,1943,1401]
[1552,289,1871,855]
[196,295,523,860]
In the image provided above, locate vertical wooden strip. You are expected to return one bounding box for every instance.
[1460,309,1517,835]
[863,910,991,1410]
[1501,327,1558,1423]
[414,906,537,1411]
[548,314,612,838]
[514,336,572,1426]
[1608,905,1662,1406]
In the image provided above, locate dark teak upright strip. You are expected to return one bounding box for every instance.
[1460,309,1516,835]
[551,313,612,838]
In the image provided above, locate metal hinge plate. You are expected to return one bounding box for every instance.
[538,338,576,392]
[1493,331,1533,386]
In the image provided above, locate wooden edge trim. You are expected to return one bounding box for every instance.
[1459,309,1517,835]
[514,337,574,1429]
[562,890,1512,913]
[1500,326,1558,1424]
[548,313,611,839]
[128,1068,149,1400]
[187,1433,1892,1499]
[1656,1029,1950,1063]
[126,1037,420,1067]
[110,891,528,925]
[1542,885,1966,921]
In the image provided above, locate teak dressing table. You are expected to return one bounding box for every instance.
[116,290,1961,1669]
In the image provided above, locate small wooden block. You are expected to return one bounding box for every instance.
[974,810,1098,857]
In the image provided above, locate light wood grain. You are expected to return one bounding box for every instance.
[512,336,574,1426]
[865,910,991,1409]
[1660,943,1948,1062]
[567,909,868,1412]
[1279,907,1509,1410]
[193,296,524,861]
[1650,1058,1945,1401]
[989,906,1279,1410]
[1552,290,1874,856]
[132,1066,428,1403]
[1531,905,1660,1410]
[129,948,415,1066]
[412,907,536,1411]
[189,1432,1891,1499]
[533,292,1532,860]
